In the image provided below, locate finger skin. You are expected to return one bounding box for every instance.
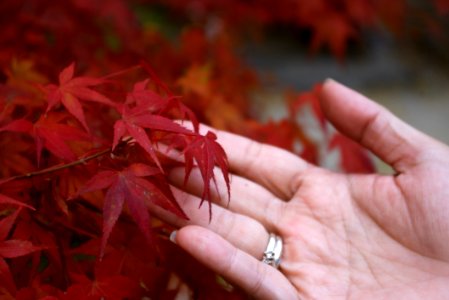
[174,225,299,300]
[319,79,438,172]
[151,186,270,258]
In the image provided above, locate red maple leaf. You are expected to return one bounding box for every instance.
[183,131,230,218]
[126,79,199,132]
[77,163,187,258]
[138,61,200,131]
[44,62,115,132]
[114,84,194,170]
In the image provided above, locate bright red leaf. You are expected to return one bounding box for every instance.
[183,131,230,218]
[44,62,115,132]
[77,163,187,258]
[114,85,193,170]
[127,79,199,132]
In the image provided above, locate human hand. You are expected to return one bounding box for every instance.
[156,80,449,299]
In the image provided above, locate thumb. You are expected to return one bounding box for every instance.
[319,79,434,172]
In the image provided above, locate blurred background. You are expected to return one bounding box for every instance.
[243,20,449,145]
[234,1,449,170]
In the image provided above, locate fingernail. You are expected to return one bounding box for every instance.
[169,230,177,244]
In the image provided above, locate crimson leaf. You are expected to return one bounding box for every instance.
[77,163,187,258]
[183,131,230,218]
[44,62,115,132]
[114,88,193,170]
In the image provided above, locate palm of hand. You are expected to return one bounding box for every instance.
[280,164,449,299]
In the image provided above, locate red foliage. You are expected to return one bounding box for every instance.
[77,163,187,258]
[0,59,232,297]
[0,0,437,298]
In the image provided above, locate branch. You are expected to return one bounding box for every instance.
[0,138,133,184]
[8,148,111,181]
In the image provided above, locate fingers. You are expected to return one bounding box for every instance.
[173,225,298,300]
[169,167,285,231]
[180,122,309,199]
[319,79,436,171]
[154,186,270,259]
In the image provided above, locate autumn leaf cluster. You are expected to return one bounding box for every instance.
[0,56,236,297]
[1,0,447,299]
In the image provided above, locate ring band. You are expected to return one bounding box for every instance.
[262,233,283,268]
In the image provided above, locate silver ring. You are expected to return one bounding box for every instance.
[262,233,283,268]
